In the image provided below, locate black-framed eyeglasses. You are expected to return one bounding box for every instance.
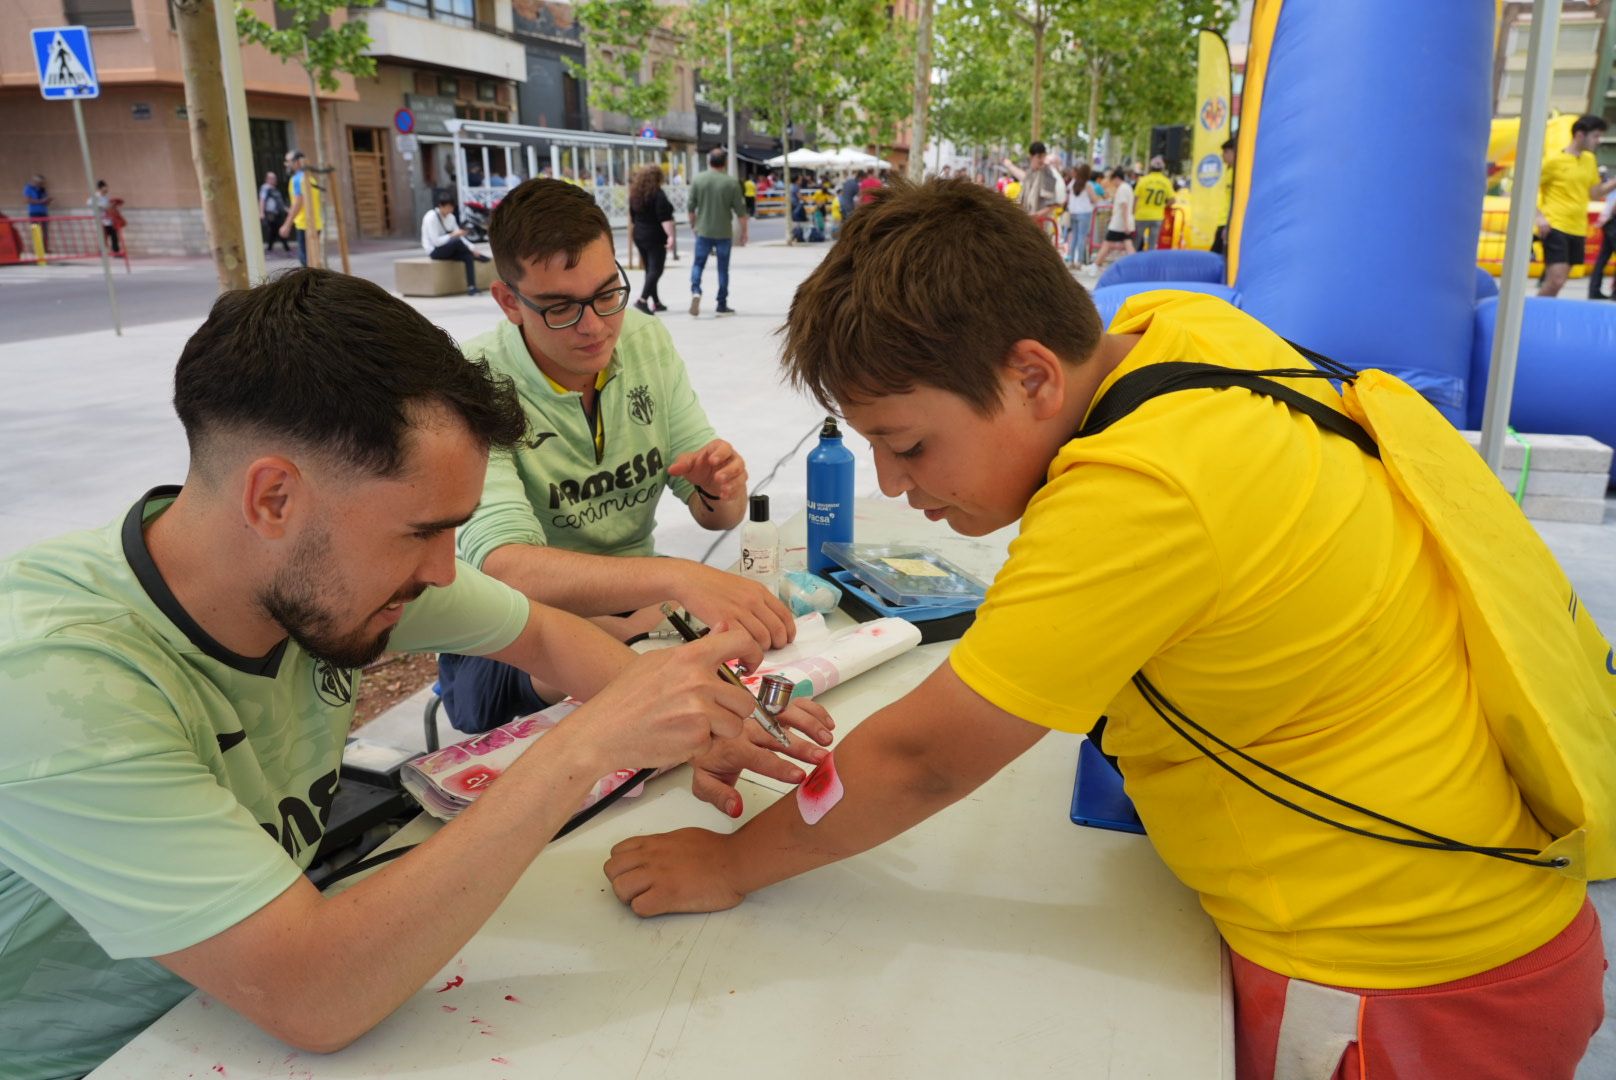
[503,263,632,330]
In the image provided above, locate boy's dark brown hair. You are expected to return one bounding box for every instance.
[781,176,1102,415]
[488,178,611,284]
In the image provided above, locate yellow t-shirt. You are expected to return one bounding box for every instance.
[950,290,1582,989]
[744,179,757,198]
[1539,150,1597,236]
[1134,172,1173,222]
[1215,169,1234,227]
[291,169,324,232]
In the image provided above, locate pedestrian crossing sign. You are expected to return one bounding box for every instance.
[32,26,99,101]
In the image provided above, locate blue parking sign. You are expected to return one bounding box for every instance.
[32,26,99,100]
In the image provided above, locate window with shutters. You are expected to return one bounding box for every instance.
[64,0,135,29]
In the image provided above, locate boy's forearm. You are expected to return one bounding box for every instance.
[483,543,678,616]
[719,712,972,896]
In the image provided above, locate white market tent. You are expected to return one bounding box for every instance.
[825,147,893,170]
[764,148,832,169]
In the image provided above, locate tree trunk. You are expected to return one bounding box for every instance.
[782,102,794,247]
[907,0,935,181]
[303,59,328,270]
[1030,8,1045,143]
[1086,57,1102,167]
[172,0,248,291]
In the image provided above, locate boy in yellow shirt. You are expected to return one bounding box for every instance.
[1537,114,1616,297]
[604,178,1605,1078]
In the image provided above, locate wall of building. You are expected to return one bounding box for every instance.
[1,82,324,256]
[2,0,357,255]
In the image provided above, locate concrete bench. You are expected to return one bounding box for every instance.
[395,255,497,297]
[1462,430,1613,524]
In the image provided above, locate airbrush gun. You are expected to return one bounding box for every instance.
[659,604,793,748]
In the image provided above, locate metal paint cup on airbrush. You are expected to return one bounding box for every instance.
[659,603,792,748]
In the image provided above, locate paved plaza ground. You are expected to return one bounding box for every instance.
[2,233,1614,1076]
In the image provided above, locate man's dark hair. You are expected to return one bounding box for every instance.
[1109,167,1128,181]
[1572,114,1609,137]
[709,147,728,169]
[487,178,610,283]
[174,268,525,478]
[1028,141,1047,156]
[781,177,1102,416]
[432,188,454,206]
[1222,136,1237,152]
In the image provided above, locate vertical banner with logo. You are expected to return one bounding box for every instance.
[1188,29,1232,250]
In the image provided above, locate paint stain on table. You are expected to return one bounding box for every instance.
[435,975,464,993]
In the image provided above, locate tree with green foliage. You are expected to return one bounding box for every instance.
[566,0,675,128]
[237,0,378,270]
[685,0,903,238]
[931,0,1028,160]
[933,0,1233,168]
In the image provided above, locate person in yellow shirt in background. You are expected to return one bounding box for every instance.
[1211,137,1236,256]
[604,177,1605,1080]
[743,175,757,218]
[278,150,325,268]
[1536,114,1616,297]
[1134,156,1173,252]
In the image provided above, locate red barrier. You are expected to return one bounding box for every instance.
[1,212,130,270]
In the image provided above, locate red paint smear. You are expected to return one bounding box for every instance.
[447,764,501,794]
[470,1017,487,1024]
[481,1030,495,1036]
[802,754,837,798]
[492,1059,511,1067]
[435,975,464,993]
[440,1005,458,1013]
[504,994,521,1003]
[212,1068,227,1077]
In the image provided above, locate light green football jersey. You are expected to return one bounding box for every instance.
[0,488,529,1079]
[456,311,717,568]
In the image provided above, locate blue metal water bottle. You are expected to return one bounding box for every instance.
[806,416,855,575]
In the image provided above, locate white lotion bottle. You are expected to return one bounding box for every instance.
[740,494,780,589]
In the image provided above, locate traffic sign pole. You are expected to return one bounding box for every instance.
[72,97,121,336]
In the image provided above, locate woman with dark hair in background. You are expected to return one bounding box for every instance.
[628,165,675,314]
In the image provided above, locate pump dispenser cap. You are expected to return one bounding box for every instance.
[749,493,770,522]
[820,416,842,438]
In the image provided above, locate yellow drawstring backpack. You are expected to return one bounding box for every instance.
[1079,344,1616,881]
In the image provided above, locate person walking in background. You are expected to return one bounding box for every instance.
[1536,115,1616,298]
[23,174,51,252]
[421,189,489,296]
[629,165,675,314]
[1134,156,1173,252]
[1211,138,1237,256]
[278,151,323,268]
[1003,142,1065,246]
[838,170,861,226]
[259,171,291,257]
[1589,186,1616,300]
[1064,164,1096,268]
[857,168,883,207]
[1095,167,1136,270]
[86,180,123,256]
[743,175,757,218]
[687,148,748,318]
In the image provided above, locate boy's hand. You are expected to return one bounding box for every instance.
[668,439,747,502]
[606,828,745,916]
[666,561,795,650]
[687,698,835,817]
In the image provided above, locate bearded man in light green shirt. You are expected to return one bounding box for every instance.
[0,269,831,1078]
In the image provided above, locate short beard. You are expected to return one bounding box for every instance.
[260,524,393,671]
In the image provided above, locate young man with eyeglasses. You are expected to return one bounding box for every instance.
[439,179,799,735]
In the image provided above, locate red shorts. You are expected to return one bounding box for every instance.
[1232,898,1605,1080]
